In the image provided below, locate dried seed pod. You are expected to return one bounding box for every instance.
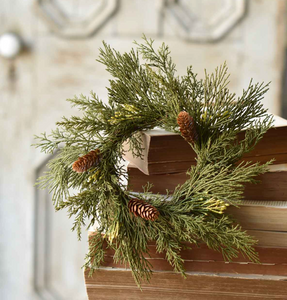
[72,149,101,173]
[128,198,159,221]
[177,111,198,144]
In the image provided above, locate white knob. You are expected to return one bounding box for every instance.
[0,33,22,59]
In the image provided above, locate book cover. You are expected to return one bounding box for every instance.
[127,163,287,201]
[123,115,287,175]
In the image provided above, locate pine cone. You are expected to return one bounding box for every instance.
[128,198,159,221]
[177,111,198,144]
[72,149,101,173]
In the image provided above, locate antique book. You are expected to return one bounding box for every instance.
[123,115,287,175]
[126,163,287,247]
[85,269,287,300]
[127,163,287,201]
[87,231,287,276]
[85,231,287,299]
[85,268,287,300]
[226,200,287,232]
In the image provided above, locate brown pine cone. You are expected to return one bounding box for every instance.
[177,111,198,144]
[72,149,101,173]
[128,198,159,221]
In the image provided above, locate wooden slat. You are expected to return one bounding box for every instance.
[84,269,287,300]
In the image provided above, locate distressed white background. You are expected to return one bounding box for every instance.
[0,0,286,299]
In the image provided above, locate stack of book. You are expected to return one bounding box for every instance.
[85,116,287,299]
[125,116,287,249]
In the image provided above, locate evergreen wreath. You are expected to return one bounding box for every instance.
[34,36,274,286]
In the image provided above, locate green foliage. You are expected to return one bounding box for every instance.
[33,35,274,286]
